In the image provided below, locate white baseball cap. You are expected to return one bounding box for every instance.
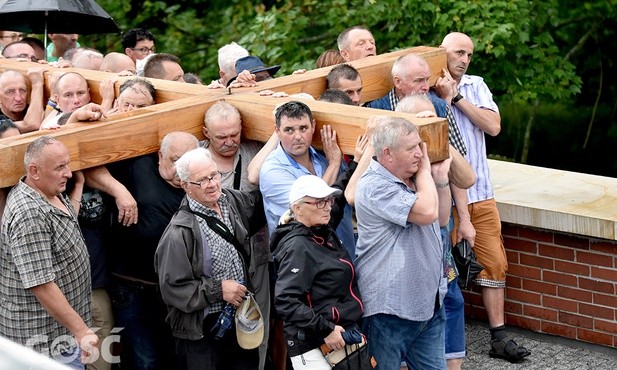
[288,175,342,205]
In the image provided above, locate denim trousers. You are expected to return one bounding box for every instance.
[109,279,175,370]
[363,308,446,370]
[444,278,466,359]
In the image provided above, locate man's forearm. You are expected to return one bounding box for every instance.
[30,282,90,340]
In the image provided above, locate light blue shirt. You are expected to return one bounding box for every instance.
[260,143,356,254]
[355,159,447,321]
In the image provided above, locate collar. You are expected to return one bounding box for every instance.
[280,143,318,169]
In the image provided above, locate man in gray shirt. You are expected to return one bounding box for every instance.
[355,116,451,370]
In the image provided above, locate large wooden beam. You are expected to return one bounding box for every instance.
[0,46,449,188]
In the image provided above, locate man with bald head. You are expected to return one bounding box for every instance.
[47,33,79,62]
[0,69,45,132]
[434,32,531,364]
[100,52,136,74]
[1,41,37,61]
[337,26,376,62]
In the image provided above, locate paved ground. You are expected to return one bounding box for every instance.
[463,319,617,369]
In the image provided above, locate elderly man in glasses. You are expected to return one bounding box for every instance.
[0,68,45,133]
[155,147,265,370]
[122,28,156,63]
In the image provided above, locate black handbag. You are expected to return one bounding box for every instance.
[452,239,484,289]
[331,343,375,370]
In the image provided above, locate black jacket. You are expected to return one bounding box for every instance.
[270,162,363,356]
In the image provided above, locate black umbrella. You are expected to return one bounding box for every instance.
[0,0,120,36]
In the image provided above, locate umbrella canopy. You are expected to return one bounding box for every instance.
[0,0,120,35]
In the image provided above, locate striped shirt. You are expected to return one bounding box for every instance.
[452,75,500,203]
[0,179,91,355]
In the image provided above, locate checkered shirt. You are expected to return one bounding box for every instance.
[0,179,91,355]
[188,194,244,314]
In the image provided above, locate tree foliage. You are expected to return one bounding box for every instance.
[83,0,617,173]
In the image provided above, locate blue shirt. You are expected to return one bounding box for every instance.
[354,159,447,321]
[260,143,356,255]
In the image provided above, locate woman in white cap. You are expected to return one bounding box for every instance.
[271,174,364,369]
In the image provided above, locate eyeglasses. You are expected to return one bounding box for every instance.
[303,197,335,209]
[8,54,38,62]
[130,46,156,54]
[0,33,24,42]
[187,172,222,187]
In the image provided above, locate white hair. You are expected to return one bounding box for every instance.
[217,42,249,76]
[174,147,212,182]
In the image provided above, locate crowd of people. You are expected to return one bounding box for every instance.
[0,25,531,370]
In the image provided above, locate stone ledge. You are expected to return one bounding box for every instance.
[489,159,617,241]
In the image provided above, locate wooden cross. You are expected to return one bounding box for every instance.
[0,46,448,188]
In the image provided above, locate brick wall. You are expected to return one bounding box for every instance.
[462,223,617,348]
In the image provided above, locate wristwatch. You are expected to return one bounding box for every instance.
[452,93,463,105]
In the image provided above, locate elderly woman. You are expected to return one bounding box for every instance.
[271,174,364,369]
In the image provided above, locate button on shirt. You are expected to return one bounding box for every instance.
[354,159,447,321]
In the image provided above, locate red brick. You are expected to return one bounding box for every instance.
[555,260,590,276]
[579,303,615,321]
[559,312,593,329]
[501,223,519,237]
[522,279,557,295]
[508,263,542,279]
[524,304,558,321]
[577,328,614,346]
[543,296,578,313]
[506,313,541,331]
[590,240,617,256]
[505,250,519,264]
[519,227,554,243]
[506,275,522,289]
[543,270,578,287]
[577,251,614,268]
[591,266,617,282]
[539,244,575,261]
[505,287,541,305]
[469,306,488,321]
[554,233,589,250]
[505,300,523,314]
[595,319,617,334]
[541,322,576,340]
[558,286,593,303]
[503,237,537,253]
[594,292,617,307]
[462,291,483,306]
[520,254,555,269]
[579,277,615,294]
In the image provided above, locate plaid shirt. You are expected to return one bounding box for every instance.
[188,194,244,314]
[0,179,91,355]
[382,88,467,156]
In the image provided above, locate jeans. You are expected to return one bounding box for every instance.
[364,308,446,370]
[444,278,466,359]
[109,278,175,370]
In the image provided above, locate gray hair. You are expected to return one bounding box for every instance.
[372,116,417,159]
[395,94,433,114]
[175,147,212,182]
[337,25,370,51]
[391,54,428,82]
[24,135,58,170]
[204,101,241,128]
[217,42,249,78]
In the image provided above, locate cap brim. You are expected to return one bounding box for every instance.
[250,65,281,76]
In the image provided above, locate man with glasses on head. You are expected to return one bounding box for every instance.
[123,28,156,63]
[0,30,23,52]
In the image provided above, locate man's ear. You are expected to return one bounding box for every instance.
[28,163,40,180]
[393,76,401,90]
[158,150,163,164]
[202,126,209,139]
[340,49,350,62]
